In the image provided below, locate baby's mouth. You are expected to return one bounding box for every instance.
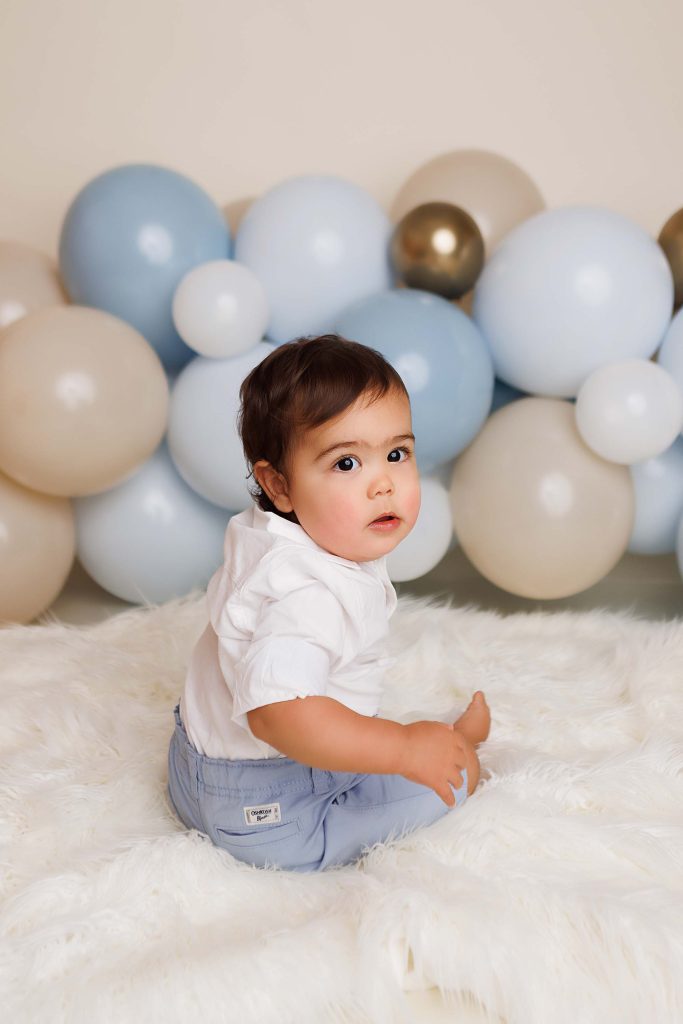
[370,513,399,524]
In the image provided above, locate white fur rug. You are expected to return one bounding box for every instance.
[1,593,683,1024]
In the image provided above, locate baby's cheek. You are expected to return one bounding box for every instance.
[312,486,354,532]
[329,494,359,528]
[404,482,422,528]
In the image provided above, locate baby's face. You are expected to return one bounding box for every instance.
[282,388,421,562]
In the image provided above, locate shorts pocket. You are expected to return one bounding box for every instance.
[216,817,301,848]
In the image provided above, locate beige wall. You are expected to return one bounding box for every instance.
[1,0,681,259]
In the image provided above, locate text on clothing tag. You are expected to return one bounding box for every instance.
[243,802,282,825]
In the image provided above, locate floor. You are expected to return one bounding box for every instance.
[38,547,683,1023]
[44,544,683,628]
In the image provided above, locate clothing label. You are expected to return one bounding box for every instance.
[243,802,282,825]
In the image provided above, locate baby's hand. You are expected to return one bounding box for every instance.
[399,720,477,806]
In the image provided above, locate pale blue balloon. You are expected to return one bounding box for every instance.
[656,306,683,405]
[628,436,683,554]
[74,441,231,604]
[167,342,274,509]
[335,289,494,472]
[235,175,393,344]
[473,206,674,398]
[59,164,231,373]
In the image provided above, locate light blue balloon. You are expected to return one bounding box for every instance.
[74,441,231,604]
[656,305,683,402]
[473,205,674,398]
[235,175,393,344]
[167,342,274,510]
[335,289,494,472]
[59,164,231,373]
[628,436,683,554]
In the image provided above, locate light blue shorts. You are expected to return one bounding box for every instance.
[167,703,468,872]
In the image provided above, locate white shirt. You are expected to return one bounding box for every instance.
[180,504,399,759]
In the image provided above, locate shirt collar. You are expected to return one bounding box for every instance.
[250,504,384,574]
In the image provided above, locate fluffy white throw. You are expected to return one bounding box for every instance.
[1,592,682,1023]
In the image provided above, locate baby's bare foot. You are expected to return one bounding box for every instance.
[452,691,491,746]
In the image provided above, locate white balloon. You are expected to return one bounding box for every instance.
[172,259,269,358]
[575,359,683,464]
[386,476,453,582]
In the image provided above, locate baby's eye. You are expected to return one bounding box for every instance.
[388,447,411,463]
[334,455,360,472]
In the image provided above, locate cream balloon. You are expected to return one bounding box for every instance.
[575,359,683,464]
[390,149,545,256]
[0,241,67,328]
[450,398,634,599]
[0,470,75,623]
[0,305,169,496]
[172,259,269,358]
[386,475,453,582]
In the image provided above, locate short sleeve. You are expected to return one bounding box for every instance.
[228,577,346,733]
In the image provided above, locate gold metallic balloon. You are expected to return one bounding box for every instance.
[658,208,683,310]
[390,149,545,255]
[390,202,485,299]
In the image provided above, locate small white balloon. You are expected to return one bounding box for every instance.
[575,359,683,464]
[172,259,269,358]
[386,475,453,582]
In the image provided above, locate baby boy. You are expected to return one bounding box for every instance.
[167,333,490,871]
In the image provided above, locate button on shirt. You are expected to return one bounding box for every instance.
[180,504,399,760]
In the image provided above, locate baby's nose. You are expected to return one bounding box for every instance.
[373,479,393,495]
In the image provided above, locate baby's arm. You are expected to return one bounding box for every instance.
[248,697,473,806]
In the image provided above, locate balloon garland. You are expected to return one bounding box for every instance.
[1,149,683,622]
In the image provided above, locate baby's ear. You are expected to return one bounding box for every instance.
[253,460,294,513]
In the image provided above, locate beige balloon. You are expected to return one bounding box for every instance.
[0,241,68,328]
[0,469,75,624]
[0,305,169,497]
[449,398,635,600]
[390,149,545,256]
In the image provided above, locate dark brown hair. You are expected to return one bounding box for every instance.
[237,333,409,521]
